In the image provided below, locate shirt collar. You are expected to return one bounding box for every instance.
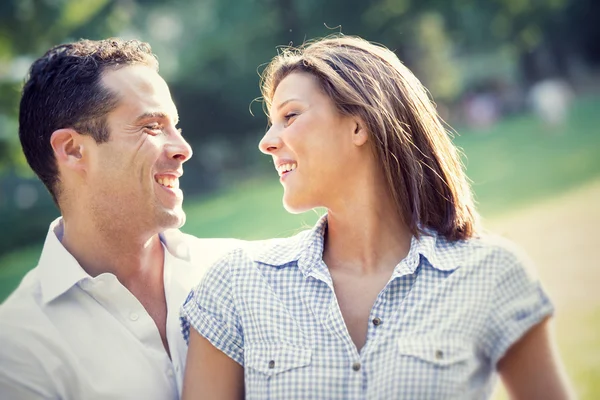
[38,218,89,304]
[405,231,461,273]
[251,214,327,277]
[38,218,194,304]
[252,214,460,275]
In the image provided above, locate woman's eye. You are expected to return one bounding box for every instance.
[284,112,298,123]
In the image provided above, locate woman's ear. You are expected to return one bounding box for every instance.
[50,129,87,173]
[352,118,369,147]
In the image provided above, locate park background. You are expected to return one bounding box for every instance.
[0,0,598,398]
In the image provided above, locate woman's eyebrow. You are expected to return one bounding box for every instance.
[274,98,301,111]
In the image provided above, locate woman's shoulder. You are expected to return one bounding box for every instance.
[428,230,539,279]
[210,227,316,272]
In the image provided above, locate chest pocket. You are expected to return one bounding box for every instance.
[396,336,470,366]
[245,343,312,400]
[393,336,472,399]
[245,343,312,376]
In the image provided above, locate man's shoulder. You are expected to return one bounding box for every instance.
[0,267,51,349]
[177,233,247,265]
[0,267,44,319]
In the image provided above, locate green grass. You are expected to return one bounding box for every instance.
[0,96,599,398]
[181,178,324,240]
[455,98,600,215]
[558,308,600,399]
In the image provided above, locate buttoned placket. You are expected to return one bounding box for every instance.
[163,249,193,395]
[298,231,423,400]
[354,257,421,398]
[78,272,177,393]
[307,261,367,400]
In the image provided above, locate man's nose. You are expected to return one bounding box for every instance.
[166,129,193,162]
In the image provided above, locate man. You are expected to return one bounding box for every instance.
[0,38,240,399]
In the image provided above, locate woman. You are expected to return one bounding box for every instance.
[180,36,573,399]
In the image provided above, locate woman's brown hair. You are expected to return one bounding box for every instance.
[260,35,478,241]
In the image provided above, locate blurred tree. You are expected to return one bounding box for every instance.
[0,0,580,177]
[0,0,168,174]
[1,0,109,173]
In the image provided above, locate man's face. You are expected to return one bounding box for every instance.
[83,65,192,233]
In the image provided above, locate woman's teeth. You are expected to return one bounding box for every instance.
[276,163,297,176]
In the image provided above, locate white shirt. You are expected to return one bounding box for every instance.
[0,218,242,400]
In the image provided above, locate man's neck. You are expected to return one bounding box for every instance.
[59,216,172,355]
[59,217,165,288]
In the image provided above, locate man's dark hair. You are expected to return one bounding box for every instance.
[19,38,158,205]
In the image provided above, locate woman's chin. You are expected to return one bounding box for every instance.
[282,196,313,215]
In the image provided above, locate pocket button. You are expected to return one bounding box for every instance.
[268,360,275,369]
[435,349,444,360]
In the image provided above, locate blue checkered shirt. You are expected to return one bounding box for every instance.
[181,215,553,399]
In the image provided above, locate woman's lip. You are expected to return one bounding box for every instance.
[280,169,295,182]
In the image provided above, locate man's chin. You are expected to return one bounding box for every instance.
[158,208,186,230]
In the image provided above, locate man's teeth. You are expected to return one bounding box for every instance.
[276,163,297,175]
[156,176,177,188]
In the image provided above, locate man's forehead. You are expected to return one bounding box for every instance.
[102,65,178,122]
[102,64,159,86]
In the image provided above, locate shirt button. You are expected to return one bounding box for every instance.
[129,312,139,321]
[268,360,275,369]
[435,350,444,360]
[167,369,174,377]
[352,362,361,371]
[372,317,382,326]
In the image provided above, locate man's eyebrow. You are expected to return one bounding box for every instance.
[134,112,179,125]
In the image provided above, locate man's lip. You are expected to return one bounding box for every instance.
[154,171,182,179]
[154,170,182,191]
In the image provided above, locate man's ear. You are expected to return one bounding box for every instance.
[351,118,369,147]
[50,129,87,172]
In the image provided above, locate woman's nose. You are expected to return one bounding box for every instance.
[258,126,283,154]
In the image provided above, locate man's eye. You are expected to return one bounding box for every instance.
[144,124,163,134]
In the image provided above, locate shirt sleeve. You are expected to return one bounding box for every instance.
[180,250,244,366]
[0,329,58,400]
[482,248,554,367]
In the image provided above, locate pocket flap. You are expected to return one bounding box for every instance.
[396,336,470,366]
[246,343,312,376]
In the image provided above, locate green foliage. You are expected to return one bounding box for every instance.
[0,0,124,175]
[0,0,586,177]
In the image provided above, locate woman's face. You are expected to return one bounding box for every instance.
[259,72,364,213]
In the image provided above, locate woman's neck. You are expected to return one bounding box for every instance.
[323,185,412,276]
